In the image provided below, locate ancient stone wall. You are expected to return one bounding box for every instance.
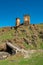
[24,15,30,25]
[16,18,20,26]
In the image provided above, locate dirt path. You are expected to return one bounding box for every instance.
[24,49,43,58]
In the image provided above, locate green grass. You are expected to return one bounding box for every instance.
[0,29,15,43]
[0,52,43,65]
[37,24,43,29]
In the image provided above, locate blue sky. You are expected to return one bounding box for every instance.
[0,0,43,27]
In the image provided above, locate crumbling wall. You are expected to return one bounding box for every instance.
[16,18,20,26]
[24,15,30,25]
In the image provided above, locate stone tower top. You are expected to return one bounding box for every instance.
[16,18,20,26]
[24,15,30,25]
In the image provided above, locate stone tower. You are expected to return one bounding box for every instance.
[16,18,20,26]
[24,15,30,25]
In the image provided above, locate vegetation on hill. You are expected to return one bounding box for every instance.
[0,24,43,49]
[0,24,43,65]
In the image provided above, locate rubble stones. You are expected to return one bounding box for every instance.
[23,38,32,45]
[0,52,10,60]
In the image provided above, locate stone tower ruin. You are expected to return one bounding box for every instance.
[24,15,30,25]
[16,18,20,26]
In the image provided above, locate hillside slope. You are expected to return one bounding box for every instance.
[0,24,43,50]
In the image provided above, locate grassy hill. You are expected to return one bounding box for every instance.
[0,23,43,65]
[0,24,43,49]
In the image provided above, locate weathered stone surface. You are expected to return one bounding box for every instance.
[0,52,10,60]
[23,37,32,45]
